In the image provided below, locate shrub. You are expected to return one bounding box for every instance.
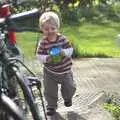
[104,103,120,120]
[60,8,80,24]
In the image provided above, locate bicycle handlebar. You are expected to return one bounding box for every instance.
[0,8,40,24]
[0,8,41,32]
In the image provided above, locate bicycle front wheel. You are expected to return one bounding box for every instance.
[13,67,42,120]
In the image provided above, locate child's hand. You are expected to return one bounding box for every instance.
[60,50,65,57]
[46,55,52,63]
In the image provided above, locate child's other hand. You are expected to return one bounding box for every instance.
[46,55,52,63]
[60,51,65,57]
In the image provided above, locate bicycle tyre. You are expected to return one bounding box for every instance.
[13,67,42,120]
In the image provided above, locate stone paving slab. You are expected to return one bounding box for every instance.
[25,58,120,120]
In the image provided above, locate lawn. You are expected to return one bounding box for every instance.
[16,21,120,60]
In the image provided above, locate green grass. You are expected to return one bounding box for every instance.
[62,21,120,58]
[16,21,120,59]
[16,32,40,59]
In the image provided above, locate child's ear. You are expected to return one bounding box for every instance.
[55,29,59,33]
[55,29,58,33]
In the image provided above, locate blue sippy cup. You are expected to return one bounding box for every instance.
[49,47,62,63]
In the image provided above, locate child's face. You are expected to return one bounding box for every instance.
[42,22,58,40]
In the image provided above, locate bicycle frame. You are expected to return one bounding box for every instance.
[0,92,24,120]
[0,37,42,120]
[0,2,46,120]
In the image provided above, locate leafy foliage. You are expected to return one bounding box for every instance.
[104,103,120,120]
[54,0,79,9]
[60,8,80,24]
[10,0,53,13]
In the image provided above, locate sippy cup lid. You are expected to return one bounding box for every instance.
[50,47,61,56]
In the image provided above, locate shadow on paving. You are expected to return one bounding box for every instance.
[67,111,86,120]
[47,112,86,120]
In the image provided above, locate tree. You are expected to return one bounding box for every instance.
[79,0,94,8]
[10,0,52,13]
[54,0,79,10]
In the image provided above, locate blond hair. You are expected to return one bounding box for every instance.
[39,11,60,30]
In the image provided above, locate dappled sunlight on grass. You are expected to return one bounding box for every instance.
[17,32,39,59]
[17,21,120,59]
[62,22,120,57]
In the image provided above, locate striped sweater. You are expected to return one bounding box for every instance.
[36,34,73,74]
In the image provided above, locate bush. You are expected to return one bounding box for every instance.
[97,2,120,22]
[60,8,80,24]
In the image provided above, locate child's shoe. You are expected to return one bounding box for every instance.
[64,100,72,107]
[46,108,56,116]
